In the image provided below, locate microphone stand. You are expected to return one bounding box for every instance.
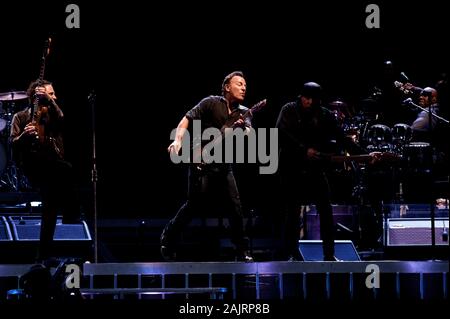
[88,91,99,263]
[408,101,449,125]
[427,103,436,258]
[408,100,449,258]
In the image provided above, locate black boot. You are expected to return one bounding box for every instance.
[287,249,303,261]
[160,245,176,261]
[160,233,176,261]
[324,254,342,261]
[233,237,254,262]
[235,250,254,262]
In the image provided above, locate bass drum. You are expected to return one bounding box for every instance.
[0,118,6,132]
[403,142,432,171]
[366,124,392,152]
[392,123,412,144]
[0,141,6,176]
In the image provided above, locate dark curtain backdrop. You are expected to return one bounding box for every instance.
[0,1,448,218]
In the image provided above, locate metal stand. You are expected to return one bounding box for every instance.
[88,91,99,263]
[350,161,370,247]
[427,103,436,257]
[0,100,31,192]
[407,99,449,259]
[407,99,449,258]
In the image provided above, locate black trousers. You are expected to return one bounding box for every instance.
[23,158,79,261]
[161,165,248,252]
[281,170,335,259]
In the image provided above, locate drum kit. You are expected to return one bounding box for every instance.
[362,122,432,170]
[0,90,30,191]
[328,98,441,249]
[331,98,432,172]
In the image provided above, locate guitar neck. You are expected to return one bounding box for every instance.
[329,152,399,164]
[32,38,51,121]
[330,154,372,164]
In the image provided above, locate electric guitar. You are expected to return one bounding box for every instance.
[30,38,63,159]
[192,99,267,169]
[322,151,401,164]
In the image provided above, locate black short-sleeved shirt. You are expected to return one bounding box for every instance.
[186,95,250,131]
[185,95,251,166]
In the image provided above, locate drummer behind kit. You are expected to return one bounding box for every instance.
[0,91,30,191]
[326,98,424,170]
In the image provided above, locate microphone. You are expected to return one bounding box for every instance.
[88,90,96,103]
[394,81,402,88]
[400,72,409,82]
[402,97,413,105]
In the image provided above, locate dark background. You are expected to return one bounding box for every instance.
[0,1,448,219]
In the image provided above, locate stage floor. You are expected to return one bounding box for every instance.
[1,260,448,302]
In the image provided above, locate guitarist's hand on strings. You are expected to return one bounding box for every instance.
[368,151,382,165]
[306,148,322,160]
[34,85,56,106]
[23,123,38,137]
[232,115,246,129]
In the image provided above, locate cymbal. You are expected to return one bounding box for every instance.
[329,100,348,108]
[0,91,28,101]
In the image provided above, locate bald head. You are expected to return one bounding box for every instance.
[419,87,438,106]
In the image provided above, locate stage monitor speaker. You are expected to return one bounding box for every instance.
[0,216,13,241]
[8,216,91,241]
[298,240,361,261]
[386,218,449,246]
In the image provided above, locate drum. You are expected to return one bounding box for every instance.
[0,141,6,176]
[343,120,360,143]
[391,123,412,154]
[366,124,392,151]
[0,118,6,132]
[403,142,432,170]
[392,123,412,145]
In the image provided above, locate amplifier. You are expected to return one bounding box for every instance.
[386,218,449,246]
[298,240,361,261]
[0,216,13,241]
[8,216,91,241]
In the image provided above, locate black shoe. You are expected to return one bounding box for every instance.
[324,255,342,261]
[288,255,302,262]
[62,218,82,224]
[160,245,176,261]
[34,257,61,268]
[287,249,303,261]
[236,251,254,262]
